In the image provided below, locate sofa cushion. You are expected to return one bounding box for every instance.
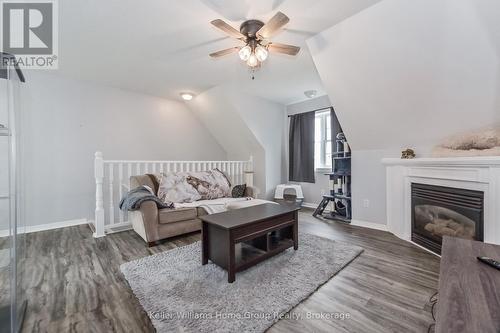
[130,174,156,191]
[231,184,246,198]
[158,207,197,224]
[157,172,201,204]
[185,169,231,200]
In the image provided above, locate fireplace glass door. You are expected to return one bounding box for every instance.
[411,183,484,254]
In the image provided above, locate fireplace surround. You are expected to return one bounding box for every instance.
[383,156,500,251]
[411,183,484,254]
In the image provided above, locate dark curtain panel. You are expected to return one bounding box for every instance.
[331,107,344,153]
[289,111,315,183]
[330,108,344,141]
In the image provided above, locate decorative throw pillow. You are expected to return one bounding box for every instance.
[157,172,201,204]
[185,169,231,200]
[231,184,246,198]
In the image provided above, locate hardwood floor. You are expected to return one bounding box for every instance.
[20,210,439,332]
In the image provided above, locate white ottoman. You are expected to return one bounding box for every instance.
[225,199,277,210]
[274,184,304,200]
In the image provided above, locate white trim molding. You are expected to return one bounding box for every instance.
[383,156,500,246]
[0,219,88,237]
[350,219,389,232]
[301,202,320,210]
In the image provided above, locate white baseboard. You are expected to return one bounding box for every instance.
[0,218,89,237]
[350,219,389,232]
[301,202,319,209]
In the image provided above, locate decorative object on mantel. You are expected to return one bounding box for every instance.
[433,124,500,157]
[401,148,416,159]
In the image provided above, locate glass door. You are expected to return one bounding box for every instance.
[0,52,26,333]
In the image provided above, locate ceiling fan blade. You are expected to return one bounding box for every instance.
[268,42,300,56]
[210,19,245,39]
[257,12,290,39]
[209,47,239,58]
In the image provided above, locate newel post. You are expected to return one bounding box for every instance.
[244,155,254,188]
[94,151,106,238]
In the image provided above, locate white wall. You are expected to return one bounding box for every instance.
[286,95,332,206]
[307,0,500,151]
[189,86,286,198]
[19,72,226,227]
[229,88,286,198]
[188,86,266,196]
[307,0,500,225]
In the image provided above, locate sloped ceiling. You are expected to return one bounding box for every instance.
[307,0,500,151]
[56,0,381,104]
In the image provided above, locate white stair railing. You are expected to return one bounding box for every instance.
[93,152,254,238]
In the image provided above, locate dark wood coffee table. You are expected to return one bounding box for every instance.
[200,203,300,283]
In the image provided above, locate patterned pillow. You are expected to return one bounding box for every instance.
[157,172,201,204]
[185,169,231,200]
[231,184,246,198]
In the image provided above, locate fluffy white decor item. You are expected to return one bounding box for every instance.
[433,124,500,157]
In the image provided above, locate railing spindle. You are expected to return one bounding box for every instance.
[127,163,132,189]
[118,163,124,223]
[108,164,115,225]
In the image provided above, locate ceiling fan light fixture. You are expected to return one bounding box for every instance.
[209,12,300,73]
[255,45,268,62]
[247,53,259,67]
[238,45,252,61]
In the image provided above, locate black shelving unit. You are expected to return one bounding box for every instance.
[313,140,352,222]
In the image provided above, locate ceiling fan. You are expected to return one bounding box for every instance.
[209,12,300,69]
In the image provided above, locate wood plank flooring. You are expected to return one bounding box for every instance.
[19,210,439,332]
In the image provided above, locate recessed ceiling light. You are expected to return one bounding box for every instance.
[304,90,317,98]
[180,93,194,101]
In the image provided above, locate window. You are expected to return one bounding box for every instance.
[314,110,332,170]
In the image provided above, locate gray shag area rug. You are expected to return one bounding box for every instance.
[120,233,363,333]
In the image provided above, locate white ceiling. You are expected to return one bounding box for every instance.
[57,0,380,105]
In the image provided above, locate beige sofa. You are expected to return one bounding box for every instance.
[129,175,255,246]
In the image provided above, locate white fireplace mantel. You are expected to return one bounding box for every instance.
[382,156,500,246]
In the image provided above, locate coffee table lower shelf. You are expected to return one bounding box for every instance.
[236,238,294,272]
